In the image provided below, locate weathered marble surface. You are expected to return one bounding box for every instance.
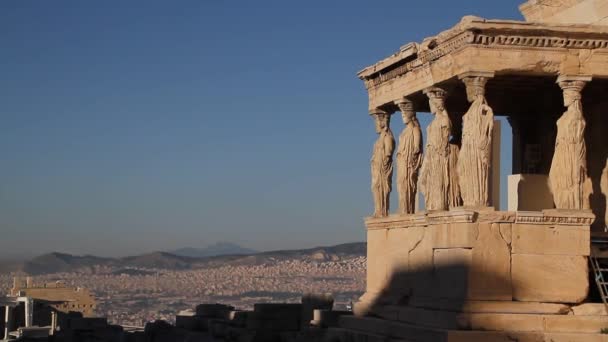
[419,88,456,211]
[395,99,423,214]
[370,111,395,217]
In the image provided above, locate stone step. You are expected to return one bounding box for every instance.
[407,298,570,314]
[325,327,412,342]
[338,316,445,342]
[371,305,608,333]
[335,320,608,342]
[447,331,608,342]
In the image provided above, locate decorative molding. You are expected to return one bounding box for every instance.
[365,209,593,230]
[364,31,475,89]
[516,210,595,225]
[363,29,608,89]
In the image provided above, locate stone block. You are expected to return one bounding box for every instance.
[468,223,512,301]
[512,254,588,303]
[68,317,108,330]
[246,318,300,331]
[195,304,234,318]
[433,248,472,300]
[175,315,198,330]
[301,293,333,328]
[408,227,434,298]
[571,303,608,316]
[311,309,352,328]
[367,229,389,293]
[465,313,544,332]
[385,227,426,302]
[408,298,570,314]
[447,331,544,342]
[338,316,445,341]
[544,315,608,333]
[253,303,301,313]
[512,224,590,256]
[387,228,412,274]
[432,223,478,248]
[542,332,608,342]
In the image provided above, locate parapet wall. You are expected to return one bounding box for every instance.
[363,209,594,309]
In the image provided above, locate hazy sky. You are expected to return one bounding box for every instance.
[0,1,523,258]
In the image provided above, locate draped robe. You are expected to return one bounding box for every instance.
[371,130,395,217]
[420,113,451,211]
[549,102,587,209]
[458,96,494,207]
[396,120,423,214]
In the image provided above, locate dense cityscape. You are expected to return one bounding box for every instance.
[0,256,365,327]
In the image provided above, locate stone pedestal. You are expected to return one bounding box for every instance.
[359,209,594,314]
[346,209,603,341]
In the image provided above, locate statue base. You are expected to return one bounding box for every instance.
[343,209,602,341]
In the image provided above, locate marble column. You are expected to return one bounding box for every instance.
[420,87,457,211]
[457,72,495,208]
[549,75,592,210]
[370,109,395,217]
[394,98,423,215]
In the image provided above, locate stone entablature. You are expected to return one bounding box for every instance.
[365,209,595,230]
[358,17,608,111]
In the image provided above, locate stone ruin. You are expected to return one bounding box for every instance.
[353,0,608,341]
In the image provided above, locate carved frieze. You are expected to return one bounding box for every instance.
[361,21,608,90]
[365,209,592,230]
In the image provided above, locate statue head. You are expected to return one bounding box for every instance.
[424,87,447,115]
[463,76,488,102]
[371,110,390,134]
[563,89,582,107]
[395,98,415,124]
[558,79,586,108]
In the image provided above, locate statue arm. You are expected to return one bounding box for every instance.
[412,130,423,168]
[384,135,395,160]
[481,103,495,151]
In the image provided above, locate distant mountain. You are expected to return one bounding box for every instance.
[12,242,365,275]
[170,242,257,258]
[22,252,112,275]
[121,252,194,270]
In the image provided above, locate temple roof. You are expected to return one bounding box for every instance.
[358,16,608,81]
[357,16,608,113]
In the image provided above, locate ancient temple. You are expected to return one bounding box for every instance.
[347,0,608,341]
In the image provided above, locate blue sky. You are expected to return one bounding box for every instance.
[0,1,523,258]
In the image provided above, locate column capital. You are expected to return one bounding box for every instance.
[458,71,495,80]
[557,75,592,92]
[394,97,414,115]
[557,74,592,83]
[459,72,494,102]
[423,86,448,101]
[369,108,390,117]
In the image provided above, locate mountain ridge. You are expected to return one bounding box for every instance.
[8,242,366,275]
[169,242,258,258]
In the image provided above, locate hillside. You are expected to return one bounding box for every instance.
[170,242,258,258]
[10,242,366,275]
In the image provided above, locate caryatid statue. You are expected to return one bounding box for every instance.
[457,74,495,207]
[370,109,395,217]
[549,77,590,210]
[395,98,423,214]
[419,88,453,211]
